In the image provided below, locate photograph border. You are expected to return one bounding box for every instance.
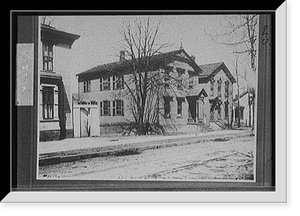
[12,11,276,192]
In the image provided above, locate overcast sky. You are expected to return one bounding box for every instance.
[48,15,256,93]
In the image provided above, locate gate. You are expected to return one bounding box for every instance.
[73,104,100,138]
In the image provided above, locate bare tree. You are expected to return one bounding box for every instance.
[110,18,185,135]
[234,56,241,128]
[205,14,258,130]
[41,16,56,26]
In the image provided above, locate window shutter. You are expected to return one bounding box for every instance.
[108,76,111,90]
[100,78,103,91]
[112,100,116,116]
[121,100,124,116]
[108,101,111,116]
[100,101,103,116]
[112,76,116,90]
[88,80,91,92]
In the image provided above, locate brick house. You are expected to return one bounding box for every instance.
[76,49,235,135]
[39,24,80,141]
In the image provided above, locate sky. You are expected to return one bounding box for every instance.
[47,15,257,94]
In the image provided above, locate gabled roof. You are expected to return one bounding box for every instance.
[198,62,236,84]
[187,88,208,97]
[76,49,202,80]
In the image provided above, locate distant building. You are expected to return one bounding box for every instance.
[233,90,255,127]
[76,49,236,135]
[39,24,80,141]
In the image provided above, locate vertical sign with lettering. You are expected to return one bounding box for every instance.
[16,43,34,106]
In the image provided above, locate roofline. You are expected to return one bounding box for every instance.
[202,62,236,84]
[41,24,80,48]
[76,49,202,78]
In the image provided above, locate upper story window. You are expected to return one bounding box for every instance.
[83,80,91,93]
[210,78,215,96]
[188,78,193,89]
[42,43,53,71]
[225,81,229,98]
[177,79,183,90]
[100,76,110,91]
[217,78,222,97]
[112,74,124,90]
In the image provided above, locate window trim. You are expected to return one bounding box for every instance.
[100,100,111,116]
[83,80,91,93]
[112,99,124,116]
[42,86,54,120]
[100,76,111,91]
[42,43,54,71]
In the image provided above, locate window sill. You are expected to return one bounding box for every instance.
[40,119,59,122]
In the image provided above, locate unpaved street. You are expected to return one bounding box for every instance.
[38,135,255,181]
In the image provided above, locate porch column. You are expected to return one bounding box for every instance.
[204,97,210,126]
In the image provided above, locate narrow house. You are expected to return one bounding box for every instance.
[39,24,80,141]
[233,90,255,127]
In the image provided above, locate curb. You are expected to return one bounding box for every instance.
[39,131,254,166]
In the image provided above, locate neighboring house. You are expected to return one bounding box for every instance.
[233,90,255,127]
[76,48,235,135]
[39,24,80,141]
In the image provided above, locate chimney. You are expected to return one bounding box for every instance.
[191,55,196,62]
[119,50,125,61]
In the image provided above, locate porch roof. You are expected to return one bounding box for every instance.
[187,88,208,97]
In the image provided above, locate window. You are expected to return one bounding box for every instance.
[42,87,54,119]
[112,100,124,116]
[177,80,183,90]
[164,97,171,118]
[210,79,214,96]
[112,74,124,90]
[100,76,110,91]
[217,78,222,97]
[164,75,170,88]
[100,100,111,116]
[83,80,91,93]
[177,98,183,117]
[225,81,229,98]
[225,101,229,118]
[42,43,53,71]
[188,79,193,89]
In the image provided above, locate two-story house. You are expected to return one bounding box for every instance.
[39,24,80,141]
[76,48,235,135]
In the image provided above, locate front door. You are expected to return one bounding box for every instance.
[187,96,197,123]
[198,99,204,121]
[80,107,90,137]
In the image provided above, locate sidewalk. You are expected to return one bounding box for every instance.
[38,129,253,166]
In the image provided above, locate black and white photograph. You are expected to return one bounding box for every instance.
[9,7,287,202]
[36,14,260,182]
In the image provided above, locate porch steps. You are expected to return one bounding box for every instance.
[197,122,214,132]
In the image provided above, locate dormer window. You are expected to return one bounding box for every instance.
[42,43,54,71]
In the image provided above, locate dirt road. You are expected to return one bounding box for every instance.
[38,136,255,181]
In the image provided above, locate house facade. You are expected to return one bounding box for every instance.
[76,49,235,135]
[39,24,80,141]
[233,90,255,127]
